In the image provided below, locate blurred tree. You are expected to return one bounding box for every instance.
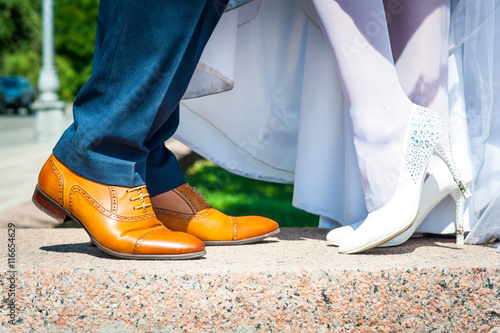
[54,0,99,100]
[0,0,99,101]
[0,0,42,90]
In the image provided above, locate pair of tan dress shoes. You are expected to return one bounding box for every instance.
[33,155,280,260]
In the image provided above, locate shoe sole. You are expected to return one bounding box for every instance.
[327,231,424,247]
[32,186,206,260]
[340,222,413,254]
[203,228,281,246]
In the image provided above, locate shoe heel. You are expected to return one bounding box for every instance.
[32,186,69,224]
[452,189,466,245]
[434,136,471,245]
[435,137,472,200]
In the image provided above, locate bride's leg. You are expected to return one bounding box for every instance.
[309,0,413,211]
[387,0,450,121]
[387,1,472,241]
[326,1,464,246]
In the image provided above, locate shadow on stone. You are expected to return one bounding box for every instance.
[346,237,464,256]
[274,227,329,241]
[39,242,209,261]
[39,242,117,260]
[55,220,82,228]
[205,239,280,247]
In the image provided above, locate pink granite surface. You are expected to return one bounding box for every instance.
[0,228,498,332]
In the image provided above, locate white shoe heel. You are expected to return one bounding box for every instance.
[434,137,471,245]
[453,189,466,245]
[338,104,471,254]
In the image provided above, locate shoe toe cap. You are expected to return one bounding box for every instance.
[135,229,205,255]
[235,216,279,240]
[326,226,355,246]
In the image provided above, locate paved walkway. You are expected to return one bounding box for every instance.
[0,115,55,227]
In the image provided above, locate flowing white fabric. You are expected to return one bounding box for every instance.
[449,0,500,251]
[178,0,500,249]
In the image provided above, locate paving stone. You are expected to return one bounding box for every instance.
[0,228,498,331]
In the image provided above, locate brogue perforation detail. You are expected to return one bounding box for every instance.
[69,186,155,222]
[134,228,164,254]
[110,186,118,214]
[49,156,64,205]
[185,184,209,205]
[154,207,214,220]
[232,216,238,240]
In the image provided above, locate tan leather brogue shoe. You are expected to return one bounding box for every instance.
[33,155,206,259]
[151,183,280,245]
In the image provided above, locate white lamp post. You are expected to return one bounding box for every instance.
[34,0,66,145]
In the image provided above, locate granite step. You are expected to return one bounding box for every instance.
[0,228,499,332]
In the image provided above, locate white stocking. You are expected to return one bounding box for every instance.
[388,0,452,183]
[388,0,450,121]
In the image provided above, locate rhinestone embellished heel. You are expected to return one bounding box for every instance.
[453,189,466,245]
[338,104,472,254]
[434,137,472,245]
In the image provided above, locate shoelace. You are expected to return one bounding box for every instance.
[127,185,152,213]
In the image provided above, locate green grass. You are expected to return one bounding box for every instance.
[185,159,319,228]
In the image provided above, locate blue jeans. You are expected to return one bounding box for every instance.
[53,0,228,196]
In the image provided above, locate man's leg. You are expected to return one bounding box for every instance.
[34,0,229,259]
[144,109,186,197]
[53,0,226,188]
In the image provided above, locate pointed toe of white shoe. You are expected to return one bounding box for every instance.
[326,221,362,246]
[338,216,413,254]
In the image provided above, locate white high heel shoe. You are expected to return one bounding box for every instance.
[338,104,471,254]
[326,153,472,247]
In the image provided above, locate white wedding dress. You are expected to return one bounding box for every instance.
[176,0,500,251]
